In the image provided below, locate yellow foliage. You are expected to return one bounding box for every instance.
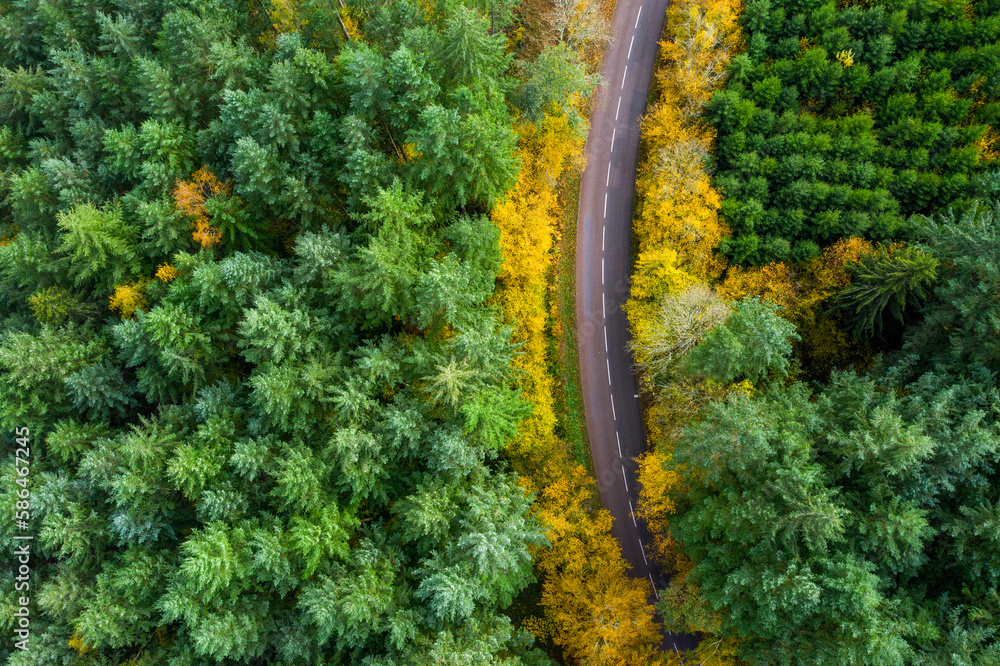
[492,112,582,469]
[621,2,749,650]
[803,236,874,291]
[797,312,874,378]
[155,263,179,282]
[68,632,94,655]
[658,0,742,120]
[626,248,698,367]
[544,564,665,665]
[172,166,230,248]
[719,261,798,311]
[635,104,727,279]
[192,220,222,248]
[493,111,666,659]
[340,6,360,40]
[836,48,855,67]
[720,236,875,317]
[109,279,150,319]
[636,448,683,567]
[627,0,739,372]
[976,126,999,164]
[401,142,421,162]
[631,248,695,303]
[533,467,665,665]
[269,0,300,33]
[721,237,877,378]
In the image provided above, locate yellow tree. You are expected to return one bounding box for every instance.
[533,467,666,665]
[636,448,683,567]
[658,0,742,121]
[109,279,151,319]
[172,167,230,248]
[493,112,667,662]
[492,112,580,473]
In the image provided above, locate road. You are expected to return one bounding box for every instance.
[574,0,700,653]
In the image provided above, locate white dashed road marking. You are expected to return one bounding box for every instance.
[594,0,677,624]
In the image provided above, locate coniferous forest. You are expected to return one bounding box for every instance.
[629,0,1000,662]
[712,0,1000,265]
[4,0,1000,659]
[0,0,613,661]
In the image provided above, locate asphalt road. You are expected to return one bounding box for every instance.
[574,0,700,653]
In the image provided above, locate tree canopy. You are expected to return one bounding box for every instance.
[710,0,1000,265]
[660,202,1000,664]
[0,0,602,661]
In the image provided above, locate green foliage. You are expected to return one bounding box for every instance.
[57,201,141,289]
[27,285,96,326]
[516,42,599,127]
[442,5,509,85]
[837,244,938,337]
[903,200,1000,373]
[712,0,999,264]
[0,0,554,661]
[680,295,799,384]
[0,326,104,429]
[665,202,1000,663]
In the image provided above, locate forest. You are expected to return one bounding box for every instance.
[0,0,653,661]
[712,0,1000,264]
[5,0,1000,658]
[630,0,1000,662]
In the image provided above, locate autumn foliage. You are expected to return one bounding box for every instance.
[172,167,229,248]
[109,278,150,319]
[720,236,875,317]
[631,0,877,620]
[494,112,580,475]
[155,263,180,282]
[627,0,741,385]
[627,0,744,647]
[635,447,681,567]
[534,470,665,665]
[720,237,878,376]
[493,113,665,659]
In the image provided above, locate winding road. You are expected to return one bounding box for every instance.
[574,0,700,653]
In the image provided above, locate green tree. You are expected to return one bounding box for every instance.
[57,201,141,290]
[680,296,799,384]
[516,43,599,125]
[837,244,938,338]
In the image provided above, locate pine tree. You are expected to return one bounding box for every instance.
[837,244,938,338]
